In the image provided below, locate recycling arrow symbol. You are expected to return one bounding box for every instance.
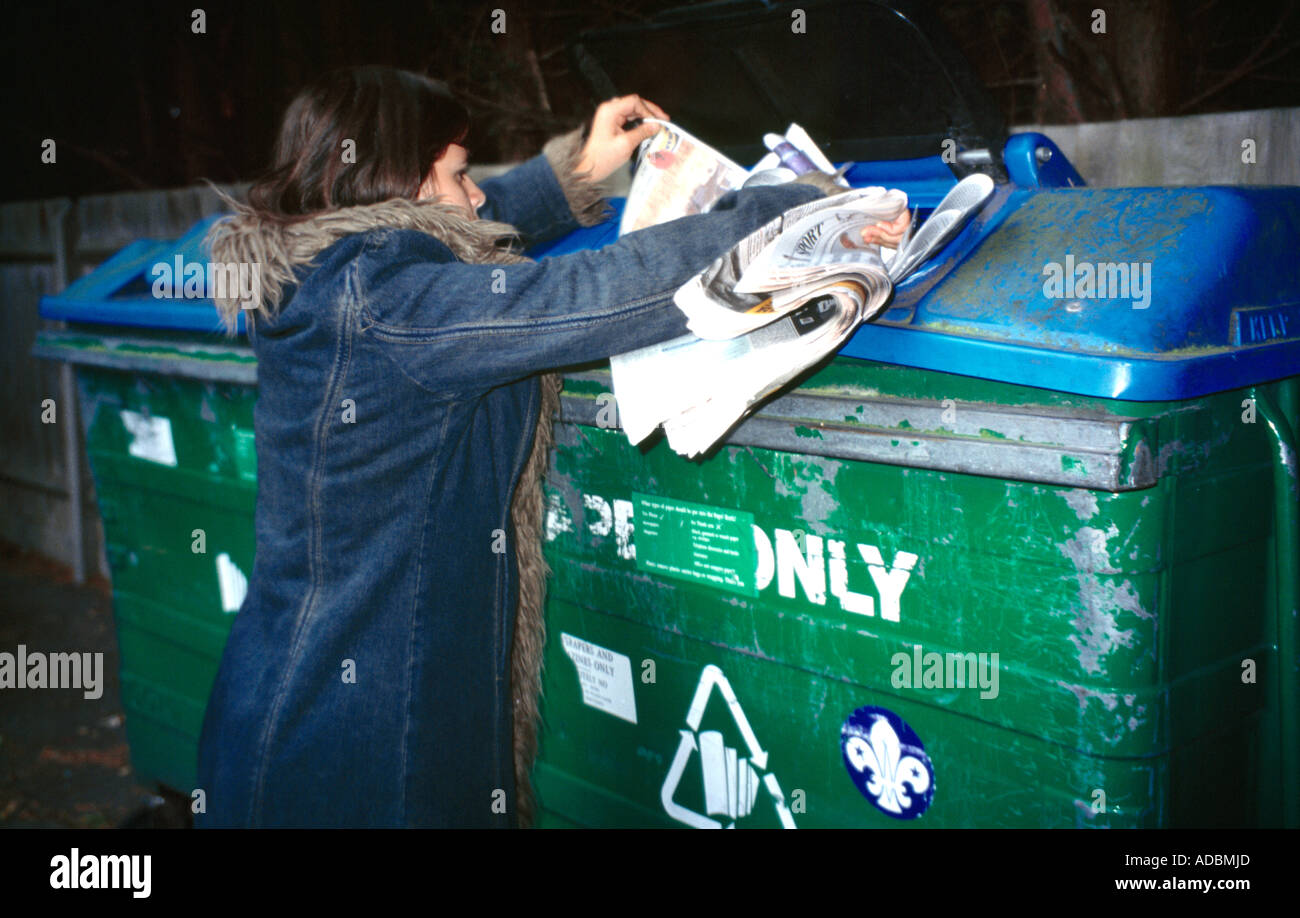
[660,664,797,829]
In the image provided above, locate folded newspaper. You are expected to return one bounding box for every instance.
[611,120,996,457]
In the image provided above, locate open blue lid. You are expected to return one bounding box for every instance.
[38,214,243,335]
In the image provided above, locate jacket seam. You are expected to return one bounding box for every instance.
[247,261,357,824]
[356,323,487,400]
[360,288,679,343]
[402,399,457,825]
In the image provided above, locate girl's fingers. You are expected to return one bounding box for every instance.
[617,95,648,119]
[630,121,662,144]
[595,97,632,131]
[612,94,669,126]
[642,98,669,121]
[861,211,911,246]
[862,223,906,246]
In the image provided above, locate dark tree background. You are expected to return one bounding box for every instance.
[2,0,1296,202]
[943,0,1300,124]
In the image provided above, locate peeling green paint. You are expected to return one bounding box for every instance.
[541,366,1286,826]
[45,334,255,365]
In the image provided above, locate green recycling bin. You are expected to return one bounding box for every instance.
[34,217,254,795]
[530,185,1300,829]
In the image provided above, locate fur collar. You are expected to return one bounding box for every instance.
[204,127,608,335]
[205,196,532,333]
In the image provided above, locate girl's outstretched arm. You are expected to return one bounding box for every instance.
[354,182,825,395]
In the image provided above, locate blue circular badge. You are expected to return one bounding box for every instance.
[841,706,935,819]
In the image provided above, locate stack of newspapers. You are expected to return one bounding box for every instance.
[610,120,995,457]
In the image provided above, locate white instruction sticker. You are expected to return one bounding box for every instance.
[561,633,637,724]
[216,552,248,613]
[120,410,177,466]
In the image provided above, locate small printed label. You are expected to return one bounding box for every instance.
[231,427,257,481]
[632,492,756,595]
[560,633,637,724]
[120,410,177,467]
[215,552,248,613]
[1233,302,1298,345]
[841,705,935,820]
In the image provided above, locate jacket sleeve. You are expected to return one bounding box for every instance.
[474,128,610,247]
[357,182,825,395]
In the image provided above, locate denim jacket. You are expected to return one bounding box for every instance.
[195,134,823,827]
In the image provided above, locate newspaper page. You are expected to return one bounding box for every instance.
[619,120,750,236]
[733,190,908,293]
[609,137,997,457]
[613,272,889,454]
[673,187,905,339]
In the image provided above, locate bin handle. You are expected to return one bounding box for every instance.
[1250,384,1299,829]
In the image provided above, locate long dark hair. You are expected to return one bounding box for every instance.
[248,65,470,219]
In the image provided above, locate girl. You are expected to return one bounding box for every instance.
[197,65,907,828]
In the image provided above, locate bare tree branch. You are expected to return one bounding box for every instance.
[1177,3,1294,112]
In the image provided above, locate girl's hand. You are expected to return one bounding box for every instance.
[576,95,670,183]
[861,209,912,249]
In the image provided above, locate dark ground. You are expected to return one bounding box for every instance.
[0,540,190,828]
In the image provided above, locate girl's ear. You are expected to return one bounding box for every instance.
[416,167,437,202]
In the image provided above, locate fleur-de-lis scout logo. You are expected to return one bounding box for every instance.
[841,706,935,819]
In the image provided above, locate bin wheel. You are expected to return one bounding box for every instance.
[117,784,193,829]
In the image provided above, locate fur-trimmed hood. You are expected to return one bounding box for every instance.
[206,196,531,333]
[205,127,609,335]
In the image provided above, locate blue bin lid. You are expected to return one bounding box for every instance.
[843,183,1300,400]
[38,214,245,335]
[537,183,1300,401]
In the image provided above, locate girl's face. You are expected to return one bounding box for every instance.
[417,143,485,216]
